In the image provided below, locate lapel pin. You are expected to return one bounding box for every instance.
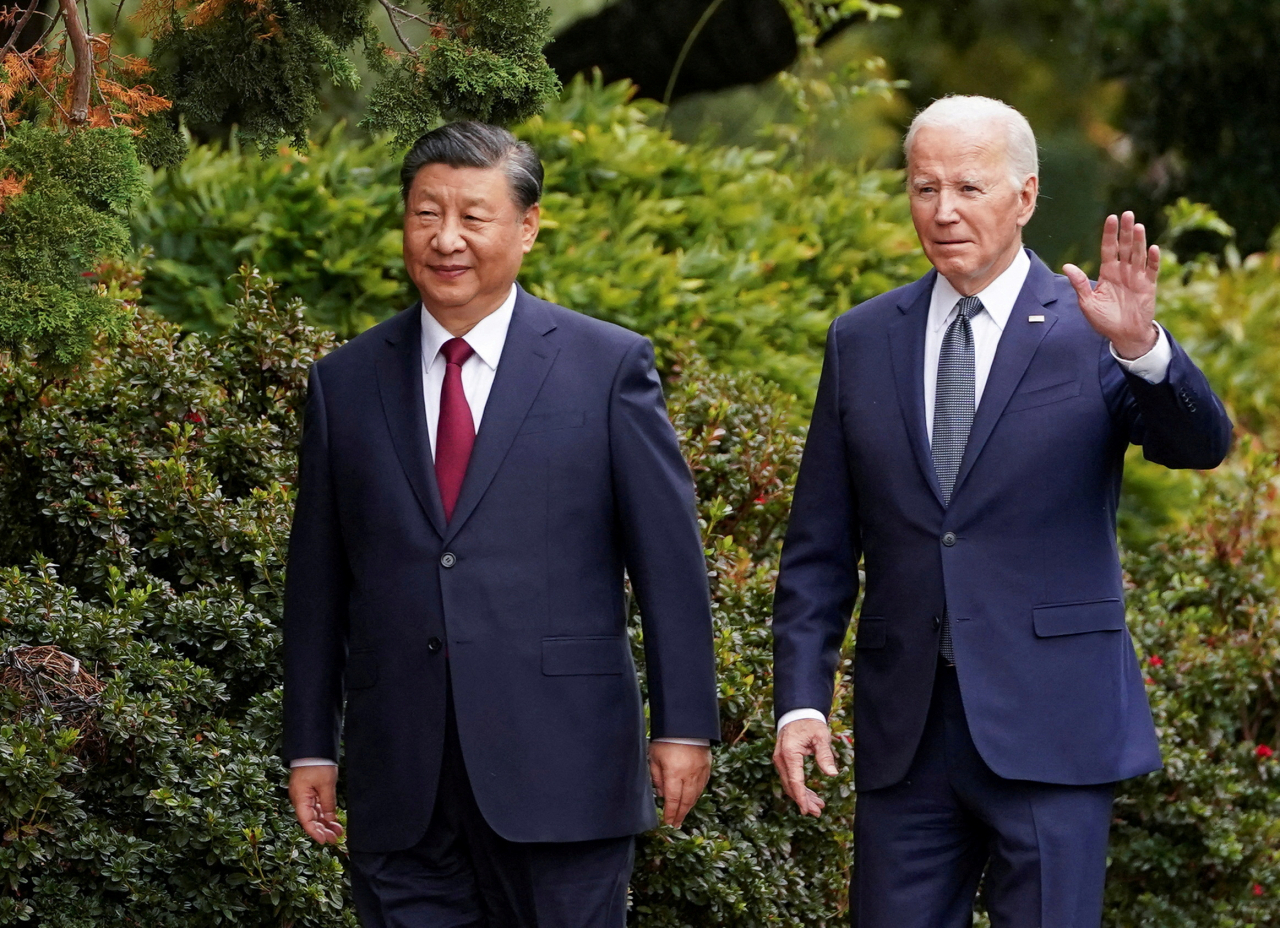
[1028,314,1045,323]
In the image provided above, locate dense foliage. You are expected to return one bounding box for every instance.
[0,125,147,371]
[134,78,928,400]
[1110,447,1280,928]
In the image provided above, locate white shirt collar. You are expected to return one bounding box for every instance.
[929,248,1031,333]
[420,283,517,370]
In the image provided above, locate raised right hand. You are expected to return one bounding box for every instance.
[289,765,345,844]
[773,718,840,817]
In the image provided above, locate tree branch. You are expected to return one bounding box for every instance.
[376,0,417,53]
[376,0,447,53]
[58,0,91,124]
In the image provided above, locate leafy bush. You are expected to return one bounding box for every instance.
[1108,445,1280,927]
[131,128,406,336]
[0,272,347,927]
[134,78,928,400]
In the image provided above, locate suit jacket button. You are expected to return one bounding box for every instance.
[941,532,956,546]
[933,615,941,630]
[427,637,443,653]
[440,552,456,568]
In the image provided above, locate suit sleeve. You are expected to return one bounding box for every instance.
[282,363,352,765]
[772,321,862,722]
[1102,328,1233,469]
[609,338,720,742]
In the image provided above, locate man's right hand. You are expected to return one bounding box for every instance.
[773,719,840,817]
[289,765,345,844]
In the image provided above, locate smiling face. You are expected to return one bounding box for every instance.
[402,162,540,329]
[907,121,1038,296]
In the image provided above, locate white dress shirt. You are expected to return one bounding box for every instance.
[292,285,705,767]
[777,251,1173,734]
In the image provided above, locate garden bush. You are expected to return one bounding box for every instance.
[1109,445,1280,927]
[133,78,928,401]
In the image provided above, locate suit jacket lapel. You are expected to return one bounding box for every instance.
[375,305,448,538]
[443,288,559,544]
[888,271,945,508]
[951,253,1059,499]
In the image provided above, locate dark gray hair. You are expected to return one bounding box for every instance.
[400,121,543,212]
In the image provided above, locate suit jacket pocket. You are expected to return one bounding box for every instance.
[346,649,378,689]
[542,636,627,675]
[855,616,887,650]
[520,410,586,434]
[1005,378,1082,413]
[1033,599,1125,637]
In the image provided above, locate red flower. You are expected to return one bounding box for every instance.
[753,495,766,504]
[1144,677,1155,685]
[1256,744,1274,759]
[1253,883,1264,896]
[1148,655,1163,667]
[183,411,205,425]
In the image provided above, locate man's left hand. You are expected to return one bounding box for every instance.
[648,741,711,828]
[1063,210,1161,360]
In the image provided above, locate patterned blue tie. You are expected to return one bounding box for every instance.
[933,295,984,664]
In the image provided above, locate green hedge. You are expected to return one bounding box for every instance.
[133,78,928,401]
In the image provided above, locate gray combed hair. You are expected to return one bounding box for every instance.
[400,121,543,212]
[903,95,1039,188]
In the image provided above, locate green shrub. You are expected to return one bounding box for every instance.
[134,78,928,401]
[1109,445,1280,927]
[0,272,347,927]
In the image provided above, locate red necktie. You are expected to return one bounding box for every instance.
[436,337,476,521]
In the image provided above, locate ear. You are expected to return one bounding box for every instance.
[520,203,541,253]
[1015,175,1039,228]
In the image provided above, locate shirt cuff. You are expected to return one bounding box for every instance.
[651,737,711,747]
[290,757,338,767]
[777,708,827,732]
[1111,324,1171,383]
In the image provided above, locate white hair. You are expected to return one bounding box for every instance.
[903,95,1039,188]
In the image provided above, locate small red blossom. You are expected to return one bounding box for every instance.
[753,495,767,504]
[1145,677,1155,685]
[1253,883,1264,896]
[1256,744,1274,759]
[1148,655,1163,667]
[183,411,204,424]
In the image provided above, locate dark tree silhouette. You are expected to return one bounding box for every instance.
[548,0,801,102]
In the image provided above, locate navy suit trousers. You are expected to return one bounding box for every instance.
[349,678,635,928]
[850,664,1115,928]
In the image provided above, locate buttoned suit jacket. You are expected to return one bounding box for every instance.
[773,251,1232,790]
[283,285,720,853]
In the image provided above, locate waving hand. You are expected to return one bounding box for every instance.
[1062,211,1161,360]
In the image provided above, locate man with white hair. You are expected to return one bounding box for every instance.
[771,96,1232,926]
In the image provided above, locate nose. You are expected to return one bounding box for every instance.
[432,215,466,254]
[935,188,961,223]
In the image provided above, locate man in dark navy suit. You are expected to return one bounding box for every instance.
[282,122,719,928]
[771,96,1232,927]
